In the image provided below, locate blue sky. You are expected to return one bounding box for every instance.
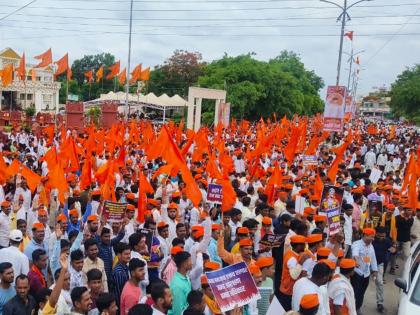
[1,0,420,99]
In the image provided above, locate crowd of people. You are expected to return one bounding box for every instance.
[0,116,418,315]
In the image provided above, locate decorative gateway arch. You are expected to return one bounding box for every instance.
[187,87,228,131]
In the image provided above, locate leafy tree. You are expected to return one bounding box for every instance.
[57,53,123,102]
[197,51,324,121]
[390,65,420,124]
[148,50,205,97]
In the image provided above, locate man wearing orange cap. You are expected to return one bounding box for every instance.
[280,235,309,311]
[24,222,48,263]
[285,293,319,315]
[162,202,179,243]
[350,228,378,312]
[328,259,357,315]
[292,262,331,314]
[301,233,323,277]
[217,225,255,266]
[230,226,250,255]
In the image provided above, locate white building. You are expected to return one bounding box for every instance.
[0,48,61,113]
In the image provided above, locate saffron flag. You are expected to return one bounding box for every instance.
[344,31,354,41]
[140,67,150,81]
[67,67,72,81]
[96,66,104,82]
[106,61,120,80]
[34,48,52,68]
[355,56,360,65]
[84,70,94,83]
[129,64,142,84]
[16,53,26,81]
[48,163,68,205]
[0,64,13,87]
[0,154,7,184]
[118,68,126,84]
[54,53,69,78]
[21,166,41,192]
[31,68,36,81]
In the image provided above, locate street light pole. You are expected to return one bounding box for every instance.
[126,0,134,116]
[320,0,372,86]
[345,49,364,91]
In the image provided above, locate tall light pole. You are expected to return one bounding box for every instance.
[320,0,372,86]
[126,0,134,116]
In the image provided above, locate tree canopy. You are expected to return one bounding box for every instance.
[196,51,324,121]
[390,64,420,124]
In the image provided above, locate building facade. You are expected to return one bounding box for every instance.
[0,48,61,113]
[358,87,391,118]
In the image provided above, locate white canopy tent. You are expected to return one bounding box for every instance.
[84,91,188,121]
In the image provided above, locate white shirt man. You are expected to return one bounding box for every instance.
[292,277,327,315]
[0,230,30,282]
[364,150,376,170]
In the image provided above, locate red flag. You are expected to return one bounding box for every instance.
[106,61,120,80]
[344,31,354,41]
[16,53,26,81]
[34,48,52,68]
[54,53,69,78]
[67,67,72,81]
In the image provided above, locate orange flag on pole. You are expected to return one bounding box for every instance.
[21,166,41,192]
[0,153,7,184]
[30,68,36,81]
[67,67,72,81]
[118,68,126,84]
[96,66,104,83]
[140,67,150,81]
[48,163,68,205]
[34,48,52,68]
[84,70,93,83]
[106,61,120,80]
[0,64,13,87]
[16,53,26,81]
[79,157,92,190]
[54,53,69,79]
[129,64,142,84]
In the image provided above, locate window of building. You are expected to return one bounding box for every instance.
[19,94,33,101]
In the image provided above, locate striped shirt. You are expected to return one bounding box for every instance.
[112,262,129,308]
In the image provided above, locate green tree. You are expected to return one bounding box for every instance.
[390,65,420,124]
[197,51,324,121]
[148,50,205,97]
[57,53,123,102]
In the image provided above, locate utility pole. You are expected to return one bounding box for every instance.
[345,49,364,92]
[126,0,134,116]
[320,0,372,85]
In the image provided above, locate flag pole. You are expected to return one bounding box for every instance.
[66,79,69,102]
[114,77,117,92]
[126,0,134,117]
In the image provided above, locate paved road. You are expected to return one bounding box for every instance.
[361,258,402,315]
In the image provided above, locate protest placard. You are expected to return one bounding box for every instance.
[103,201,126,222]
[259,233,287,248]
[207,183,223,204]
[138,228,153,261]
[206,262,260,312]
[319,185,344,235]
[323,85,346,132]
[302,155,318,166]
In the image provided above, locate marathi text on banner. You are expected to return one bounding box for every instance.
[206,262,261,312]
[302,155,318,166]
[103,201,126,222]
[207,183,223,204]
[323,85,346,132]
